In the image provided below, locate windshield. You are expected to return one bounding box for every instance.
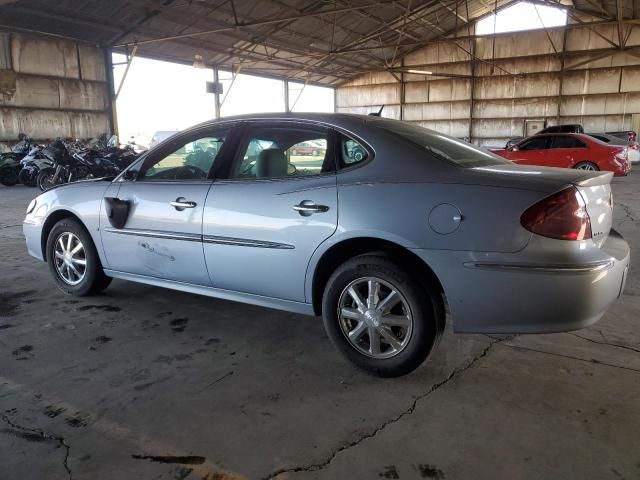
[370,119,508,168]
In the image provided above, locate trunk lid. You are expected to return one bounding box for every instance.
[464,164,613,247]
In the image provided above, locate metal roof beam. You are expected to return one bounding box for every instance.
[116,1,404,46]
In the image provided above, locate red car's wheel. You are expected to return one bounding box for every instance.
[574,161,599,171]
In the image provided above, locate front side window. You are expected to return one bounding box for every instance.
[139,132,227,181]
[233,125,332,179]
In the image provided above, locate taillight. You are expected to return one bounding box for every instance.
[614,147,628,164]
[521,187,592,241]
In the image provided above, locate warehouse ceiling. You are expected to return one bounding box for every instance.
[0,0,635,86]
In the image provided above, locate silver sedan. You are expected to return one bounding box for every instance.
[23,113,630,376]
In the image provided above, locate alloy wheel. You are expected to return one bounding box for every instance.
[576,163,597,171]
[337,276,413,359]
[53,232,87,285]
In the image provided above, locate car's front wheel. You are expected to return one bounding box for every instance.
[322,255,443,377]
[46,218,112,296]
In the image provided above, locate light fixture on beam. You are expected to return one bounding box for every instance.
[193,54,206,69]
[406,69,433,75]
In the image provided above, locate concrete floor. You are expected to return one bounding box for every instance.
[0,177,639,480]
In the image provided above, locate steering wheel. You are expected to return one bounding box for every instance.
[175,165,207,179]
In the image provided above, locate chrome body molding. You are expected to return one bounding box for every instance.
[103,227,201,242]
[202,235,294,249]
[103,227,294,249]
[464,260,614,274]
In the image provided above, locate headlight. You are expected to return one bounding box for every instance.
[26,199,37,214]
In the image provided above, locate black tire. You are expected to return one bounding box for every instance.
[18,168,37,187]
[0,167,18,186]
[574,161,599,172]
[46,218,112,296]
[37,167,57,191]
[322,254,444,377]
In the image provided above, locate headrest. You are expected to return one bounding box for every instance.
[256,148,287,178]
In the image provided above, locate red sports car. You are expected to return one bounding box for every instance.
[491,133,631,176]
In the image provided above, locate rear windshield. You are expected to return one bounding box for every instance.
[369,119,508,168]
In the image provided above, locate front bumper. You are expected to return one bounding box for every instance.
[411,229,630,334]
[23,220,45,261]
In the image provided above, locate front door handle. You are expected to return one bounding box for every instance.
[170,197,197,211]
[293,200,329,216]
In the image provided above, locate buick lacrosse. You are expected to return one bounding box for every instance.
[23,113,630,376]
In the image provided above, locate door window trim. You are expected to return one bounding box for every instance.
[120,122,242,183]
[221,120,338,182]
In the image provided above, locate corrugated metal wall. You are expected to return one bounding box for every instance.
[0,32,109,150]
[336,22,640,147]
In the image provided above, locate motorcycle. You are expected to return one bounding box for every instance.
[0,134,31,186]
[37,139,120,191]
[18,144,53,187]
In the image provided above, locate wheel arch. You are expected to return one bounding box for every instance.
[310,236,445,316]
[41,209,86,261]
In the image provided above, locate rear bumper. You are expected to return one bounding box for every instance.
[411,230,630,334]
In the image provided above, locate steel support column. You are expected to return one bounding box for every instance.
[103,48,118,136]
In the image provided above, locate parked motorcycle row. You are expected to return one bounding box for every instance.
[0,134,141,190]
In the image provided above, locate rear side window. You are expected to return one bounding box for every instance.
[519,137,548,151]
[232,125,332,179]
[550,136,586,149]
[340,137,369,168]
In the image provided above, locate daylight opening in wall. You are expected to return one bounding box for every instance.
[476,2,567,35]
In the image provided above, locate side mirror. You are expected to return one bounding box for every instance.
[510,145,519,152]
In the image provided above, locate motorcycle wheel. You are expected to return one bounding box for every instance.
[37,167,58,191]
[0,167,19,186]
[18,168,37,187]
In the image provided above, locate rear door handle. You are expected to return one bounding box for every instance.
[170,197,197,211]
[293,200,329,216]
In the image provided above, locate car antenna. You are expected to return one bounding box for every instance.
[368,105,384,117]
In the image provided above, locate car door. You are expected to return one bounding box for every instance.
[100,125,234,285]
[548,135,588,167]
[509,136,551,166]
[202,121,337,302]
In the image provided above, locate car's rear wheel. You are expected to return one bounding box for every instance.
[574,161,599,171]
[46,218,112,296]
[322,255,443,377]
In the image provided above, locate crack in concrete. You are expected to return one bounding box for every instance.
[616,201,636,224]
[567,332,640,354]
[261,337,504,480]
[0,413,72,479]
[498,342,640,374]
